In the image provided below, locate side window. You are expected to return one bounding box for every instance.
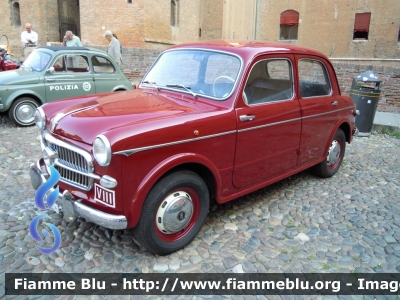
[244,59,293,105]
[298,59,331,98]
[53,56,66,72]
[66,55,89,72]
[92,56,116,73]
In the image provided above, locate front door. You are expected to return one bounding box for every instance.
[45,54,95,102]
[91,55,120,93]
[233,56,301,188]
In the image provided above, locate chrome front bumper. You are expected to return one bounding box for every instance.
[29,159,127,230]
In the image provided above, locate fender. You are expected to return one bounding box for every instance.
[126,152,222,228]
[111,84,129,92]
[320,115,354,163]
[2,89,44,110]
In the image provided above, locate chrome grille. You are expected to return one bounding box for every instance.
[48,142,94,191]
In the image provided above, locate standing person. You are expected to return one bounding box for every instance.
[112,33,122,54]
[21,23,38,59]
[104,30,122,66]
[63,31,82,68]
[63,31,82,47]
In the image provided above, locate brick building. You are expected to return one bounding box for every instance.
[3,0,400,57]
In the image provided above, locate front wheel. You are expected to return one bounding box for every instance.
[312,128,346,178]
[8,97,39,126]
[134,170,209,255]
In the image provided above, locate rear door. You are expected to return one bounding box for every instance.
[233,55,301,188]
[45,54,95,102]
[295,56,338,166]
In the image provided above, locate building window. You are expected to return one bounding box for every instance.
[280,10,299,40]
[398,27,400,42]
[127,0,132,3]
[171,0,179,26]
[11,1,21,27]
[353,13,371,40]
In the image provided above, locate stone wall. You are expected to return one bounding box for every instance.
[333,61,400,113]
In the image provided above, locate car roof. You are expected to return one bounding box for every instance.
[167,40,329,60]
[37,46,90,51]
[36,46,107,56]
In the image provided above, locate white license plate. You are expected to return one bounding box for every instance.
[94,183,115,208]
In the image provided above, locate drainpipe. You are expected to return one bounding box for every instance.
[254,0,259,40]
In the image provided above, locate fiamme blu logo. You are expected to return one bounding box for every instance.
[29,165,62,254]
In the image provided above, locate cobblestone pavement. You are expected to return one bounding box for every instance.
[1,112,400,299]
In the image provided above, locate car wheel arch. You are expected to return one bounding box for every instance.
[4,91,43,110]
[126,153,220,229]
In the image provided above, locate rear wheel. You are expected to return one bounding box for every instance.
[134,170,209,255]
[8,97,39,126]
[312,128,346,178]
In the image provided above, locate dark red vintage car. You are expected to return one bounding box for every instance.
[30,40,358,255]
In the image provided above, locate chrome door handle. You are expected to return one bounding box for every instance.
[240,115,255,121]
[46,79,55,82]
[331,101,338,106]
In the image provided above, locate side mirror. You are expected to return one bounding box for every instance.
[47,67,55,74]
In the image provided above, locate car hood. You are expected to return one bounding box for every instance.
[51,90,228,145]
[0,69,40,85]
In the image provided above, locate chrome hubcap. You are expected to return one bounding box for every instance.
[156,191,193,234]
[16,103,36,123]
[327,140,340,166]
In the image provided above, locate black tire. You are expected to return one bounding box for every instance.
[312,128,346,178]
[134,170,209,255]
[8,97,39,127]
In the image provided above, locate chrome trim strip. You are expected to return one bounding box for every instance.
[114,130,237,156]
[51,105,98,132]
[54,159,101,180]
[115,106,354,155]
[238,117,302,133]
[302,106,353,120]
[44,131,94,172]
[58,177,92,191]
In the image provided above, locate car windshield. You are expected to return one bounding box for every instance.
[142,50,241,100]
[22,51,52,72]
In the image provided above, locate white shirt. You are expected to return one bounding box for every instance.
[21,30,38,46]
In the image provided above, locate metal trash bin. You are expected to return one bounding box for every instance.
[350,70,382,137]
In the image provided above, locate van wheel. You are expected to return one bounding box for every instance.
[8,97,39,126]
[134,170,209,255]
[312,128,346,178]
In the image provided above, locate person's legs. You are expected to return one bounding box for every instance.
[24,46,36,59]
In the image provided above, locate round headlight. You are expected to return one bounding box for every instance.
[34,107,46,130]
[93,135,112,166]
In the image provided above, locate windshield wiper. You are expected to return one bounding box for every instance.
[142,80,160,91]
[166,84,198,99]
